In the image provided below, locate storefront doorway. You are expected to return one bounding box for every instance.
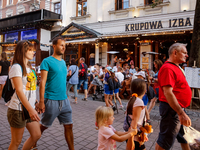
[65,44,78,66]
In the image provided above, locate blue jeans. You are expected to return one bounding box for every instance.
[67,83,78,97]
[77,79,88,90]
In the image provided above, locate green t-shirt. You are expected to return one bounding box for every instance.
[40,56,67,100]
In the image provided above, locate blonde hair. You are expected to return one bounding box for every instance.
[95,106,114,130]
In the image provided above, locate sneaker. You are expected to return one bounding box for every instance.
[119,105,124,109]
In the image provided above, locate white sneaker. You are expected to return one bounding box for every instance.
[119,105,124,109]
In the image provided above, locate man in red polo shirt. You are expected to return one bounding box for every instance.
[155,43,192,150]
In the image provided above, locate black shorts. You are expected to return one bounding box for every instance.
[134,141,145,150]
[157,102,187,150]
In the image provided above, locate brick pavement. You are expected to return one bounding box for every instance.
[0,91,200,150]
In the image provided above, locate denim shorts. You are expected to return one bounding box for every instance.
[157,102,187,150]
[40,98,73,127]
[114,88,119,94]
[77,79,88,90]
[104,84,113,95]
[104,84,119,95]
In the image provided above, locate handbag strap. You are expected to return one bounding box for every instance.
[69,66,78,79]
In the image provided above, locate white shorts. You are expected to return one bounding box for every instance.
[0,76,8,84]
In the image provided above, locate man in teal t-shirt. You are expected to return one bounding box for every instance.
[36,37,74,150]
[40,56,67,100]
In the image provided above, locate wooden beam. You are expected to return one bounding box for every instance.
[135,42,138,67]
[78,44,82,66]
[155,41,159,60]
[87,44,90,65]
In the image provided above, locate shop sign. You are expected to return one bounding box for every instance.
[21,29,37,40]
[140,42,150,46]
[5,32,18,42]
[125,17,192,31]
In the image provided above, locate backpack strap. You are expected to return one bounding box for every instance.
[81,63,84,69]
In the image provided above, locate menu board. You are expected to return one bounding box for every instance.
[185,67,200,88]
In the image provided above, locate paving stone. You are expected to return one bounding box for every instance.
[0,91,200,150]
[85,142,97,149]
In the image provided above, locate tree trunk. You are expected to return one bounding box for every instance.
[189,0,200,67]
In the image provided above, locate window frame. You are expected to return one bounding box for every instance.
[76,0,87,17]
[7,0,13,5]
[54,2,61,14]
[115,0,129,10]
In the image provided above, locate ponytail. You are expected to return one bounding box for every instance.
[127,93,138,115]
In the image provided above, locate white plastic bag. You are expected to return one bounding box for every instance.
[183,126,200,150]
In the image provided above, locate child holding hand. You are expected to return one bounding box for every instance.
[123,78,152,150]
[96,106,137,150]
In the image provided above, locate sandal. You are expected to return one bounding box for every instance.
[73,101,78,104]
[31,145,38,150]
[82,98,87,101]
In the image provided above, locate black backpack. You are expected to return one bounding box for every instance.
[2,64,22,103]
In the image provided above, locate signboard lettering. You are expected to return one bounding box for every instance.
[126,17,192,31]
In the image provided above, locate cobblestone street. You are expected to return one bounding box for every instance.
[0,91,200,150]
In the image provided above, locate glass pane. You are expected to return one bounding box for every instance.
[83,2,87,15]
[65,55,70,64]
[123,0,129,9]
[117,0,122,10]
[71,55,77,59]
[146,0,153,4]
[78,3,82,16]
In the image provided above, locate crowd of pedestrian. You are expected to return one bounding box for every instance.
[1,38,193,150]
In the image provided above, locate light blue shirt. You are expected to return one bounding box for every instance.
[68,65,79,85]
[129,68,136,74]
[40,56,67,100]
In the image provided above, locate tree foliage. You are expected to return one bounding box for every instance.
[189,0,200,67]
[150,0,162,8]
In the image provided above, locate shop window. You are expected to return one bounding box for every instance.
[77,0,87,17]
[115,0,129,10]
[144,0,163,5]
[54,2,61,14]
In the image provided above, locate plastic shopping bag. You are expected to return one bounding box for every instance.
[183,126,200,150]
